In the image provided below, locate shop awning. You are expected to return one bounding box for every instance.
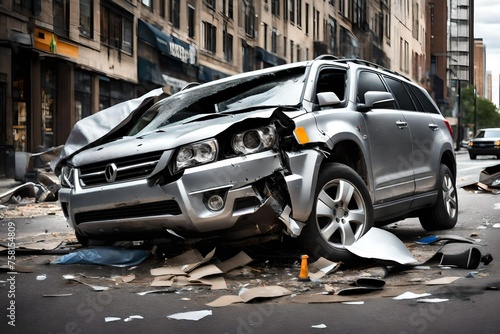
[138,19,197,66]
[137,57,166,86]
[198,65,229,83]
[255,47,286,66]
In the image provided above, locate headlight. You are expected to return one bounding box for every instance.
[60,165,74,188]
[495,140,500,147]
[174,139,218,173]
[232,125,277,155]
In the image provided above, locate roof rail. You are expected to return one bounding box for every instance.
[314,54,339,61]
[334,58,411,81]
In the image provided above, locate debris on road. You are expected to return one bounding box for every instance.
[166,310,212,321]
[462,164,500,194]
[51,246,150,267]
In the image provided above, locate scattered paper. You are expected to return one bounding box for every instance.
[105,317,121,322]
[216,251,253,273]
[394,292,432,300]
[188,264,223,280]
[136,289,175,296]
[342,301,365,305]
[239,286,292,303]
[206,295,244,307]
[124,315,144,322]
[150,267,186,276]
[112,274,136,284]
[416,298,449,303]
[493,223,500,228]
[425,277,461,285]
[167,310,212,321]
[43,294,73,297]
[36,274,47,281]
[311,324,327,329]
[309,258,340,279]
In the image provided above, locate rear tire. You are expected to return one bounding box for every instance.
[299,163,373,263]
[419,164,458,231]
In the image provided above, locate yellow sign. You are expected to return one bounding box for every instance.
[34,28,78,59]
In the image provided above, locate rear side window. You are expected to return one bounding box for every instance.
[409,85,440,114]
[357,71,387,103]
[384,77,416,111]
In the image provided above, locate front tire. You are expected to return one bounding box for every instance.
[419,164,458,231]
[299,163,373,263]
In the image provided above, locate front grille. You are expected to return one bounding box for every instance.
[78,152,164,187]
[75,200,182,225]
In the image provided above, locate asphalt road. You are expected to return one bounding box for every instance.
[1,151,500,334]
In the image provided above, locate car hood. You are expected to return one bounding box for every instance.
[69,108,303,167]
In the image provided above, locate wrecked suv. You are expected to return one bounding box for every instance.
[55,56,458,263]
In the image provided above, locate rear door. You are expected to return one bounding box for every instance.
[384,76,442,194]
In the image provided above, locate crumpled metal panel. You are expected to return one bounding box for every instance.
[50,88,167,175]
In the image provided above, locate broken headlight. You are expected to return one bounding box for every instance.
[232,125,277,155]
[173,138,218,173]
[60,165,75,188]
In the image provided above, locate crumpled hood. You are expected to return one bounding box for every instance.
[69,108,302,167]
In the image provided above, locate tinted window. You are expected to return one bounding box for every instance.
[384,77,415,111]
[357,71,387,103]
[410,85,440,114]
[404,82,424,111]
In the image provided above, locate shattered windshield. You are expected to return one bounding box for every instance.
[128,66,307,136]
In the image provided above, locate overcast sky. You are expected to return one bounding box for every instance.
[474,0,500,107]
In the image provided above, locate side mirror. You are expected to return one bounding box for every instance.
[317,92,341,107]
[358,91,394,112]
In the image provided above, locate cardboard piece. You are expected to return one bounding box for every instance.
[167,310,212,321]
[150,266,186,276]
[182,248,217,273]
[151,275,175,287]
[206,295,245,307]
[216,251,253,273]
[308,257,341,279]
[239,286,292,303]
[188,264,223,280]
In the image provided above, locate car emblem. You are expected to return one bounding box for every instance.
[104,163,118,182]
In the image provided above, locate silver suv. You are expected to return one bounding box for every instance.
[55,56,458,263]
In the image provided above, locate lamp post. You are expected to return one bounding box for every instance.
[473,87,477,136]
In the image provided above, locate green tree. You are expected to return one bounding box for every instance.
[460,85,500,134]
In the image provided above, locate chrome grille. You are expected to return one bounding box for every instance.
[78,152,164,187]
[75,200,182,225]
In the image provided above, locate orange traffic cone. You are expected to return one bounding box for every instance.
[298,254,310,282]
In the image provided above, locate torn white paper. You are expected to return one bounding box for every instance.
[416,298,449,303]
[105,317,121,322]
[393,292,432,300]
[167,310,212,321]
[311,324,327,329]
[124,315,144,322]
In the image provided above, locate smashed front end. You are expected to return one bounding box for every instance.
[56,63,323,244]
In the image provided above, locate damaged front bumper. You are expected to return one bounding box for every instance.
[59,148,323,239]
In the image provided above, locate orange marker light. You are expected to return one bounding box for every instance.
[294,126,310,144]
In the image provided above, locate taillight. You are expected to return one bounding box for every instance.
[443,119,453,138]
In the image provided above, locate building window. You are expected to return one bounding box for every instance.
[13,0,33,15]
[160,0,166,18]
[283,36,287,58]
[222,0,234,19]
[244,1,255,37]
[305,3,309,35]
[41,62,57,149]
[296,0,302,27]
[100,2,133,54]
[290,40,294,62]
[202,21,216,53]
[271,28,278,54]
[170,0,180,29]
[141,0,152,10]
[223,25,233,62]
[188,5,195,38]
[74,70,92,121]
[297,44,301,61]
[206,0,216,10]
[263,23,268,50]
[54,0,70,37]
[79,0,93,38]
[99,77,134,110]
[289,0,295,24]
[272,0,279,16]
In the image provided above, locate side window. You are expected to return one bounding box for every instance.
[384,77,416,111]
[315,69,347,105]
[357,71,387,103]
[404,82,424,111]
[409,85,440,114]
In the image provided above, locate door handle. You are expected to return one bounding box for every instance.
[396,120,408,128]
[428,123,439,131]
